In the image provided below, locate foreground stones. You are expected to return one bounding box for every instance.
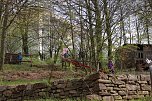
[0,72,151,101]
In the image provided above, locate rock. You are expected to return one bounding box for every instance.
[117,75,128,81]
[3,90,12,97]
[53,93,60,97]
[140,75,150,81]
[26,84,32,90]
[103,96,114,101]
[56,84,66,88]
[128,91,137,95]
[110,91,118,95]
[127,81,136,84]
[126,84,140,91]
[107,87,113,91]
[137,91,149,95]
[137,81,147,84]
[99,91,111,96]
[119,85,126,88]
[39,91,49,97]
[56,89,62,93]
[113,87,126,91]
[85,72,100,81]
[123,95,135,100]
[112,80,125,85]
[97,79,111,84]
[0,86,7,92]
[86,94,102,101]
[33,83,48,90]
[105,84,115,87]
[69,90,77,94]
[141,85,151,91]
[114,95,122,100]
[128,75,138,81]
[118,91,126,96]
[93,84,107,92]
[99,72,108,79]
[16,85,26,91]
[99,84,107,90]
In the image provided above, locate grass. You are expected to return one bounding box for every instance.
[25,96,152,101]
[130,96,152,101]
[0,63,50,86]
[0,63,85,86]
[29,98,89,101]
[2,64,37,71]
[0,78,49,86]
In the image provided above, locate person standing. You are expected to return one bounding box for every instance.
[17,52,22,64]
[108,59,114,74]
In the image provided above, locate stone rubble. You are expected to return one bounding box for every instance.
[0,72,151,101]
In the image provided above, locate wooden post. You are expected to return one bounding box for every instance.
[30,54,32,67]
[150,65,152,95]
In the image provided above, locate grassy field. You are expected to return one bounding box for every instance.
[0,63,85,86]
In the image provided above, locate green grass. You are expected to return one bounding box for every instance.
[0,63,84,86]
[0,63,51,86]
[27,96,152,101]
[0,78,49,86]
[130,96,152,101]
[29,98,89,101]
[2,64,38,72]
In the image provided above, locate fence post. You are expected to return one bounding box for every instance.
[150,65,152,95]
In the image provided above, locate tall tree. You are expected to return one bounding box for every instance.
[103,0,112,60]
[0,0,28,70]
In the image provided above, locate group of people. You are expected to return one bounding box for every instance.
[61,48,115,74]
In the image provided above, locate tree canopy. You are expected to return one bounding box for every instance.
[0,0,152,70]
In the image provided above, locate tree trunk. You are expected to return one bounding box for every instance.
[0,0,4,21]
[135,16,140,44]
[120,7,126,44]
[92,0,103,70]
[68,0,75,59]
[103,0,112,60]
[22,26,29,54]
[0,1,9,70]
[146,19,150,44]
[85,0,96,69]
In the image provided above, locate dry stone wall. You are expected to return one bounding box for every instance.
[0,72,151,101]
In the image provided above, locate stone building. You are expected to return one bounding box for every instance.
[115,44,152,71]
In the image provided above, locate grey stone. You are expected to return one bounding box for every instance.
[126,84,140,91]
[99,91,111,96]
[140,75,150,81]
[3,90,12,97]
[86,94,102,101]
[103,96,114,101]
[112,80,125,85]
[128,75,138,81]
[128,91,137,95]
[114,95,122,100]
[141,85,151,91]
[137,81,147,84]
[98,79,111,84]
[117,75,128,81]
[137,91,149,95]
[0,86,7,92]
[118,91,126,96]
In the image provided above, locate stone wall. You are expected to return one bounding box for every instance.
[0,72,151,101]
